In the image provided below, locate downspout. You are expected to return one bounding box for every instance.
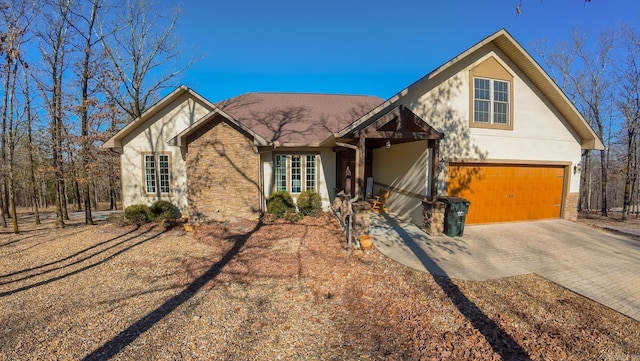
[257,143,277,214]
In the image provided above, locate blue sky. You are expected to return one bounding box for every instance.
[171,0,640,103]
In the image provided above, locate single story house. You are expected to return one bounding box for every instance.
[103,29,603,228]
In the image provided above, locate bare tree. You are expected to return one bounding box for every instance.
[21,60,41,224]
[35,0,76,228]
[617,25,640,220]
[516,0,593,16]
[65,0,105,224]
[538,30,614,216]
[0,0,38,233]
[100,0,188,120]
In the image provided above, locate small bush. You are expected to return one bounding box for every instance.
[149,200,178,224]
[296,190,322,217]
[124,204,151,225]
[266,191,296,218]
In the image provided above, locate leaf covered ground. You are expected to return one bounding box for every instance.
[0,212,638,360]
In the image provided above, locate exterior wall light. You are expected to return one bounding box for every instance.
[385,140,391,152]
[574,164,582,174]
[437,157,447,174]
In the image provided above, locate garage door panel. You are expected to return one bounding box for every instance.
[447,164,565,224]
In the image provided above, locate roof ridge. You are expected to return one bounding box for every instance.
[239,91,382,98]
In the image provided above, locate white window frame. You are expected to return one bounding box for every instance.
[473,77,510,126]
[143,152,171,195]
[274,153,318,194]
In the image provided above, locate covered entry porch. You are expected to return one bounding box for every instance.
[329,105,445,243]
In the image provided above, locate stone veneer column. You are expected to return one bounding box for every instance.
[333,193,371,248]
[563,192,579,221]
[423,199,446,236]
[350,201,371,246]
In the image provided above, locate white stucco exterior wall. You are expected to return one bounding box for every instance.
[400,44,582,195]
[261,148,336,211]
[120,93,213,215]
[372,141,430,225]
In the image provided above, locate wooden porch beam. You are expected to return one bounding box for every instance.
[356,134,365,200]
[430,139,440,201]
[355,129,443,140]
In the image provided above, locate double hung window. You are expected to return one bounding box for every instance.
[144,153,171,194]
[473,77,510,126]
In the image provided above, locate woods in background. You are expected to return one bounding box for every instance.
[1,1,638,234]
[538,24,640,220]
[0,0,187,233]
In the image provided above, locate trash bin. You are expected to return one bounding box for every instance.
[437,196,471,237]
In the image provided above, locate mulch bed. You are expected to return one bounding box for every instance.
[0,212,638,360]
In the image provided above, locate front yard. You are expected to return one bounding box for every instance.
[1,212,638,360]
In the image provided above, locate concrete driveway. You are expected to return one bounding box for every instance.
[370,212,640,321]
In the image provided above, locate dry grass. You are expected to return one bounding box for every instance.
[0,212,638,360]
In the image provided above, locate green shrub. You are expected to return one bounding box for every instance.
[149,200,178,223]
[296,190,322,216]
[266,191,296,218]
[124,204,151,225]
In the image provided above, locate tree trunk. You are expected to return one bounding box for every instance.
[7,61,19,234]
[23,63,41,225]
[622,131,636,220]
[0,56,10,228]
[600,150,608,216]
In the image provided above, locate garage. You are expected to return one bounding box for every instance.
[447,164,566,224]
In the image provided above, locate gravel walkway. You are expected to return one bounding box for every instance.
[1,212,638,360]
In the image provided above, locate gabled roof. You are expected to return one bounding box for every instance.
[103,85,215,148]
[173,108,269,147]
[216,93,383,145]
[347,105,444,140]
[336,29,604,150]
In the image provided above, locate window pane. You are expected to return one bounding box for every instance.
[474,78,491,123]
[306,155,316,190]
[144,155,156,193]
[474,78,490,100]
[291,155,301,193]
[494,102,508,124]
[494,80,509,102]
[474,100,490,123]
[158,155,170,193]
[275,155,287,192]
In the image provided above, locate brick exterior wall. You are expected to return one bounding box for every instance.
[186,119,260,222]
[563,192,579,222]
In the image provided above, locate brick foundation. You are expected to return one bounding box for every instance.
[186,119,260,222]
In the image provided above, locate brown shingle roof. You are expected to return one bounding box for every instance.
[215,93,383,144]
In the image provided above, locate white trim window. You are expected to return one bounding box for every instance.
[305,155,316,191]
[473,77,510,125]
[274,154,318,193]
[144,153,171,194]
[275,155,287,192]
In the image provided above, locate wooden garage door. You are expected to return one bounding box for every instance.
[447,164,565,224]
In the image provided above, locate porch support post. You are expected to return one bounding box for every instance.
[356,134,365,200]
[430,139,440,201]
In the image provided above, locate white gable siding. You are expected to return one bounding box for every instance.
[120,93,213,215]
[401,44,581,195]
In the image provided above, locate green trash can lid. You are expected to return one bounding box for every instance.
[437,196,470,205]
